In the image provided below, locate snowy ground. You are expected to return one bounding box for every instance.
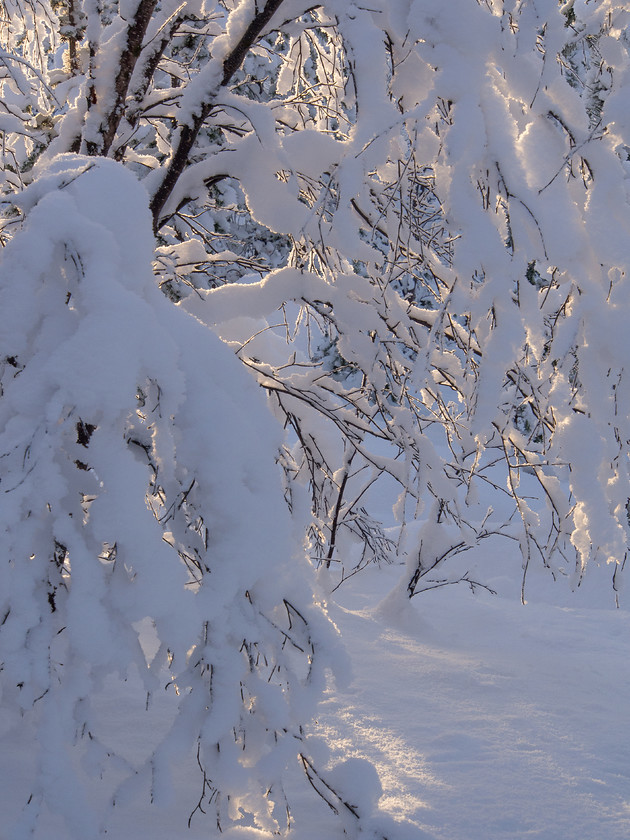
[2,561,628,840]
[315,563,630,840]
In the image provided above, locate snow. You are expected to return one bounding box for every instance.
[0,156,339,836]
[2,553,628,839]
[317,565,630,840]
[2,0,630,836]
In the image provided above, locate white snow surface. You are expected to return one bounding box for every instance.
[2,562,628,839]
[316,566,630,840]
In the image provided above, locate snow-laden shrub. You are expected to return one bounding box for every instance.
[0,156,337,835]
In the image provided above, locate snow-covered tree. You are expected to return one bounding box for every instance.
[1,0,630,835]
